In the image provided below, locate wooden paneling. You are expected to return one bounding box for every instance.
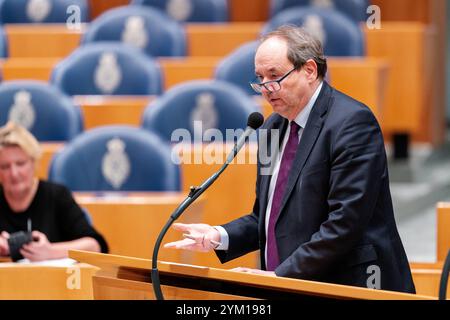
[5,25,83,58]
[0,263,98,299]
[0,57,388,129]
[40,144,261,269]
[327,57,389,122]
[229,0,270,22]
[159,57,220,88]
[371,0,444,24]
[88,0,130,20]
[3,23,261,58]
[0,58,58,81]
[437,203,450,262]
[71,250,434,300]
[186,23,262,56]
[227,0,446,23]
[410,262,448,298]
[75,193,206,265]
[0,22,443,144]
[365,22,441,142]
[74,95,154,129]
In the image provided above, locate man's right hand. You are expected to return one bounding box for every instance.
[164,223,221,252]
[0,231,10,256]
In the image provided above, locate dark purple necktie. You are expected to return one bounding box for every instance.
[266,121,300,271]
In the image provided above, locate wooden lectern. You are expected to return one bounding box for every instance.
[70,250,434,300]
[0,262,98,299]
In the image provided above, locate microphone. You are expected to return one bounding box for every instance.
[226,112,264,163]
[151,112,264,300]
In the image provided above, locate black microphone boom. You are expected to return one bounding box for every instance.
[226,112,264,164]
[151,112,264,300]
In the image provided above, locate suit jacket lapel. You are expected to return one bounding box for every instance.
[277,82,332,217]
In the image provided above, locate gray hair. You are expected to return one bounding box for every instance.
[260,25,327,79]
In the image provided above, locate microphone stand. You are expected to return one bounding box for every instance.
[151,140,247,300]
[439,249,450,300]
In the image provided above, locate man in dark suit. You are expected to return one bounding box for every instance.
[165,25,416,293]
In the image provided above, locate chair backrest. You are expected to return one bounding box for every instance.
[48,126,181,191]
[82,5,186,57]
[270,0,370,22]
[131,0,228,22]
[141,80,260,143]
[262,6,365,56]
[0,25,7,57]
[50,42,163,95]
[215,41,259,96]
[0,0,89,23]
[0,80,83,141]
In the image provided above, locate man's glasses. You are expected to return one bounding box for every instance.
[250,67,297,94]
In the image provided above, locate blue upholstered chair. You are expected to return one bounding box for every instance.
[131,0,228,22]
[0,0,89,23]
[0,80,82,141]
[48,126,181,191]
[215,41,259,96]
[262,6,365,56]
[0,25,7,57]
[82,5,186,57]
[141,80,261,143]
[270,0,370,22]
[50,43,163,95]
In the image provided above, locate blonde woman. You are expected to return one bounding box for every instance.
[0,122,108,261]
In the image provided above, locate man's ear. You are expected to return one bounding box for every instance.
[303,59,318,82]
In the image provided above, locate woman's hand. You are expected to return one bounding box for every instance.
[0,231,10,256]
[20,231,55,261]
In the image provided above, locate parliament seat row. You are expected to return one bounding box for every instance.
[0,0,371,24]
[35,139,259,269]
[0,79,261,141]
[0,4,367,58]
[0,18,435,143]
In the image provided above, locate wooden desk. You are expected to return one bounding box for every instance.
[437,203,450,261]
[3,22,432,141]
[73,95,154,129]
[186,23,261,56]
[0,57,387,132]
[0,57,60,81]
[410,261,448,298]
[0,56,221,88]
[3,23,261,59]
[365,22,441,143]
[39,143,260,269]
[70,250,434,300]
[5,24,84,58]
[159,56,220,88]
[75,193,205,265]
[0,263,98,299]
